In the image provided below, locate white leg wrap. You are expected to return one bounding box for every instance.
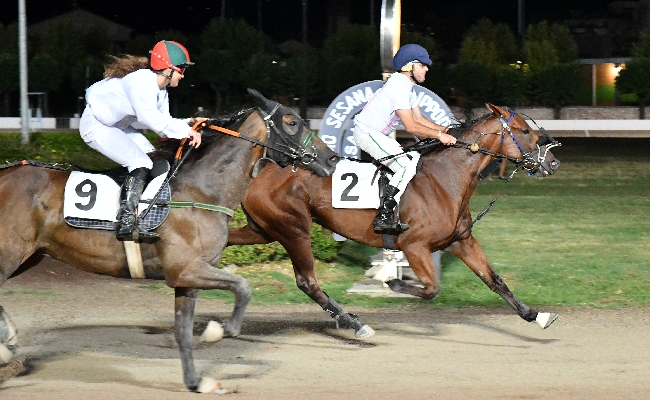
[0,309,17,346]
[535,312,559,329]
[0,343,13,364]
[199,320,225,343]
[197,377,228,394]
[355,325,376,338]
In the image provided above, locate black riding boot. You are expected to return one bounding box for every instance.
[373,185,410,233]
[115,167,159,240]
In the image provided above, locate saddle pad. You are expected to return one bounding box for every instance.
[332,159,380,209]
[64,169,171,231]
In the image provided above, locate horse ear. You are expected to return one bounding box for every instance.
[247,88,276,111]
[486,103,509,119]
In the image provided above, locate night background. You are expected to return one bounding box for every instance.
[2,0,614,56]
[0,0,646,117]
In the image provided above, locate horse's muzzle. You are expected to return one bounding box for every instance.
[539,156,560,177]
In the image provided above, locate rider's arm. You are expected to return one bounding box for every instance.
[396,107,456,145]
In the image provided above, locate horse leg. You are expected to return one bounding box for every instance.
[174,288,200,391]
[227,223,273,246]
[167,259,251,338]
[387,244,441,299]
[174,287,226,394]
[284,238,375,338]
[447,236,558,329]
[0,306,18,364]
[0,249,43,364]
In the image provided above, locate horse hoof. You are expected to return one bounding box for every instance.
[535,312,558,329]
[200,321,225,343]
[0,343,13,364]
[197,377,228,394]
[355,325,376,338]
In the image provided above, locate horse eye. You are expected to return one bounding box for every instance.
[522,129,530,134]
[289,121,298,127]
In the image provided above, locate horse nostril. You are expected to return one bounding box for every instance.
[329,155,341,165]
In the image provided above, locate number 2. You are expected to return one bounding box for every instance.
[340,173,359,201]
[75,179,97,211]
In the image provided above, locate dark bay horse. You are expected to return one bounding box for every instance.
[228,104,561,338]
[0,89,339,393]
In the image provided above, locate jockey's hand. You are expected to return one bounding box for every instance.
[440,131,456,146]
[189,117,209,129]
[188,129,202,148]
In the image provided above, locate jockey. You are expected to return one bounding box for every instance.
[79,40,202,240]
[353,43,457,233]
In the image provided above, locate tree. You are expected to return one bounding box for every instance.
[492,64,528,107]
[534,63,582,119]
[631,28,650,57]
[458,18,519,70]
[31,23,86,69]
[401,30,448,96]
[450,61,492,108]
[199,18,271,111]
[454,19,521,108]
[616,58,650,118]
[0,52,18,116]
[0,23,18,54]
[28,53,65,117]
[524,21,578,76]
[524,21,580,115]
[323,24,380,99]
[239,52,286,100]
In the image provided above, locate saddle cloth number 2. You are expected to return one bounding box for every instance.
[332,159,380,209]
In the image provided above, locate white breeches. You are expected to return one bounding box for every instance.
[353,124,420,203]
[79,106,155,172]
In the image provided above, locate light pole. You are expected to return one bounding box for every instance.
[19,0,29,145]
[300,0,308,119]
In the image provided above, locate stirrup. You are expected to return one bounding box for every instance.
[133,227,160,239]
[373,218,410,233]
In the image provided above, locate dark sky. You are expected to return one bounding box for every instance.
[2,0,615,51]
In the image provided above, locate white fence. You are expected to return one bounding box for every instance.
[3,117,650,138]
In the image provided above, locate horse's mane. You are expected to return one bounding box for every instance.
[447,112,492,139]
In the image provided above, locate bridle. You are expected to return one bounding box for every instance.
[197,104,318,171]
[139,105,321,219]
[257,104,319,171]
[432,108,561,176]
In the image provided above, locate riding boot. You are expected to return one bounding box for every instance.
[373,185,410,233]
[115,167,159,240]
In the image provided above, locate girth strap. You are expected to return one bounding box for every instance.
[166,201,235,217]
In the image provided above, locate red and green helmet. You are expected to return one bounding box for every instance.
[149,40,194,72]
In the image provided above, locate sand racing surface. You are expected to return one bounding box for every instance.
[1,257,649,399]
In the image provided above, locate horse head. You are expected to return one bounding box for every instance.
[468,104,561,178]
[247,88,340,177]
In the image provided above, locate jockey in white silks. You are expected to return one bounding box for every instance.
[353,44,457,233]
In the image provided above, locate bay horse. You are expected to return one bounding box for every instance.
[0,89,339,393]
[228,104,561,338]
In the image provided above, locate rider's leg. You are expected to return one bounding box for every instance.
[352,127,418,233]
[81,122,158,239]
[115,167,159,239]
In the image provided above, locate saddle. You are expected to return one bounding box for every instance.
[63,159,172,232]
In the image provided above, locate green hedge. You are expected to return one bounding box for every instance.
[221,206,342,266]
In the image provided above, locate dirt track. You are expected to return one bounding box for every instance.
[1,257,649,399]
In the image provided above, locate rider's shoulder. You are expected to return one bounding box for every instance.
[385,72,413,89]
